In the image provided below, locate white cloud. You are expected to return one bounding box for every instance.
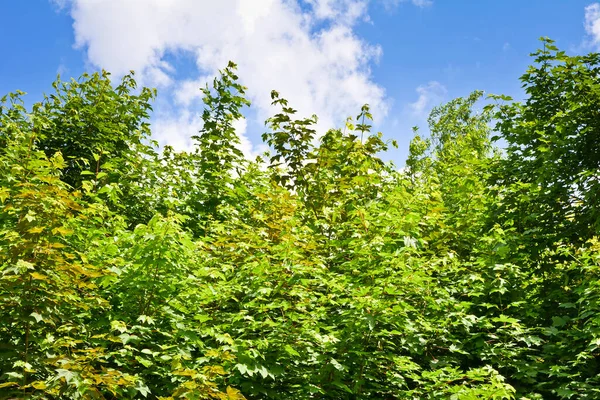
[584,3,600,48]
[174,76,211,107]
[152,110,202,152]
[382,0,432,10]
[232,117,269,160]
[56,0,432,152]
[410,0,433,7]
[305,0,369,24]
[57,58,68,76]
[50,0,67,11]
[409,81,447,117]
[152,110,267,162]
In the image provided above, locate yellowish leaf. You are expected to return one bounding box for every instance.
[226,386,246,400]
[208,365,226,375]
[0,188,9,204]
[173,369,196,377]
[30,272,48,281]
[30,380,47,390]
[52,227,74,236]
[205,349,220,357]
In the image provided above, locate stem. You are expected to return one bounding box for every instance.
[139,227,170,316]
[22,273,32,390]
[95,148,104,180]
[360,113,365,144]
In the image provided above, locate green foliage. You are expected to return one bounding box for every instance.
[490,37,600,249]
[1,39,599,399]
[35,70,154,186]
[263,90,318,191]
[187,62,251,234]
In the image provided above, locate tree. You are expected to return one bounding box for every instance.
[490,37,600,250]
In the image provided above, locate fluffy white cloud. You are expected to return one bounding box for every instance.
[232,117,269,160]
[151,109,202,152]
[305,0,369,23]
[174,76,211,107]
[56,0,429,152]
[584,3,600,48]
[409,81,446,117]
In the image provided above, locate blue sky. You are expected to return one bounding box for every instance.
[1,0,599,164]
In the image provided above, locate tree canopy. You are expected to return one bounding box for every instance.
[1,39,599,399]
